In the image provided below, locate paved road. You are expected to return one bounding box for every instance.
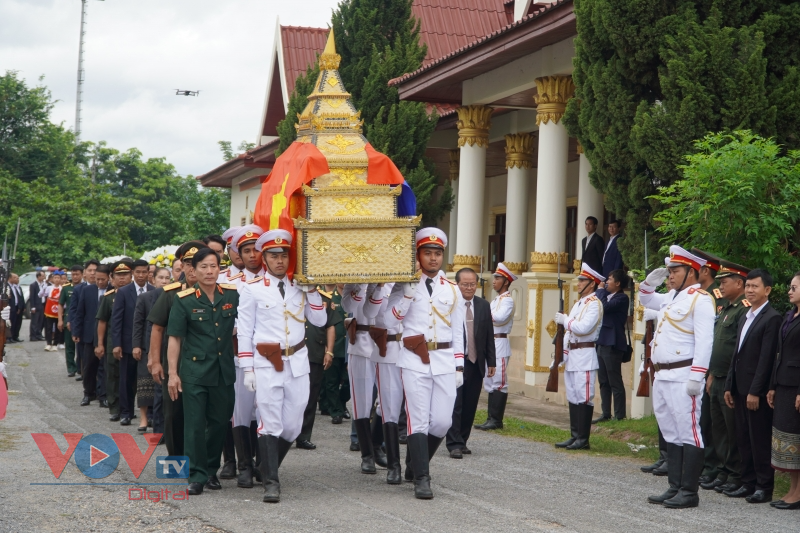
[1,333,796,532]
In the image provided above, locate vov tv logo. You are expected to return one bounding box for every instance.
[32,433,188,479]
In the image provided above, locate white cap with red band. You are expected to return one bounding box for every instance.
[577,263,606,284]
[494,262,518,283]
[256,229,293,253]
[222,226,241,246]
[664,245,706,271]
[416,227,447,249]
[230,224,263,254]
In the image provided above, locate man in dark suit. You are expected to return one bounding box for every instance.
[446,268,496,457]
[72,262,107,406]
[29,271,46,341]
[581,216,605,274]
[593,269,630,423]
[111,259,154,425]
[601,220,624,278]
[7,273,24,343]
[724,269,782,503]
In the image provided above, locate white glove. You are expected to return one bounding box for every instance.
[455,371,464,388]
[403,283,416,298]
[643,309,659,322]
[0,307,9,321]
[686,379,703,396]
[243,370,257,392]
[299,284,316,293]
[644,267,668,287]
[554,312,567,325]
[0,361,6,380]
[638,361,645,374]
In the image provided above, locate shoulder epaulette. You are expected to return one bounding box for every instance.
[164,282,182,292]
[318,289,332,299]
[713,288,722,299]
[219,283,237,290]
[228,272,244,281]
[104,289,116,296]
[586,295,598,302]
[246,276,263,284]
[697,289,709,296]
[219,268,229,276]
[177,288,195,298]
[742,299,751,307]
[64,283,73,287]
[444,278,457,285]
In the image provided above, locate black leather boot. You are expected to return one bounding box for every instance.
[277,437,293,466]
[474,392,496,430]
[219,424,237,479]
[427,433,444,460]
[555,403,579,448]
[383,422,402,485]
[404,437,414,481]
[663,444,702,508]
[647,429,669,475]
[648,443,683,504]
[371,415,388,468]
[250,422,262,482]
[566,403,592,450]
[408,433,433,499]
[258,435,280,503]
[479,391,508,430]
[354,418,376,474]
[233,426,254,488]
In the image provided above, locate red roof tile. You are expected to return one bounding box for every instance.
[280,26,329,96]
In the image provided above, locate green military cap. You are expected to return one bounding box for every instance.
[690,248,722,274]
[716,259,750,279]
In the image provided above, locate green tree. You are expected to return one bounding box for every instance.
[564,0,800,267]
[217,140,256,161]
[277,62,320,154]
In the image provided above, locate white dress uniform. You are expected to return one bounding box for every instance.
[237,272,326,441]
[485,291,514,394]
[341,283,378,421]
[363,283,403,424]
[640,249,714,447]
[563,291,603,405]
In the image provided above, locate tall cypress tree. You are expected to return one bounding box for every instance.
[564,0,800,267]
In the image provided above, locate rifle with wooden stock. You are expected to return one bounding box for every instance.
[546,255,565,393]
[636,231,655,397]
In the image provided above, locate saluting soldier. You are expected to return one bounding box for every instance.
[236,229,327,503]
[384,228,465,500]
[703,260,750,493]
[554,262,604,451]
[167,247,239,496]
[640,246,715,508]
[147,241,208,456]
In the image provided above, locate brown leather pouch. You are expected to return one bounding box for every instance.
[369,327,388,357]
[402,334,430,364]
[346,318,358,345]
[256,342,284,372]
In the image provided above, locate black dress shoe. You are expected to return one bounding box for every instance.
[137,426,147,432]
[770,499,784,508]
[398,434,407,445]
[331,415,343,424]
[296,439,316,450]
[68,372,76,377]
[109,414,120,422]
[698,474,714,484]
[99,400,109,408]
[773,500,800,509]
[80,396,91,406]
[715,482,740,493]
[462,447,471,454]
[592,415,611,425]
[745,490,772,503]
[120,418,131,426]
[75,376,83,381]
[449,448,463,459]
[187,482,204,495]
[204,475,221,490]
[700,478,726,490]
[724,485,755,498]
[349,442,360,452]
[343,409,351,420]
[652,462,669,476]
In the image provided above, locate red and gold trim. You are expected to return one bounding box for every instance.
[416,233,444,249]
[579,269,603,285]
[669,253,702,271]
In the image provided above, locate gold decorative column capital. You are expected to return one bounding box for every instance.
[533,76,575,126]
[530,251,571,273]
[453,254,483,273]
[504,261,528,275]
[448,150,459,182]
[456,105,493,148]
[504,133,535,170]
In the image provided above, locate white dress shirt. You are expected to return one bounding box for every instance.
[738,300,768,351]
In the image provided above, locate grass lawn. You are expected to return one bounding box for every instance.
[473,410,790,498]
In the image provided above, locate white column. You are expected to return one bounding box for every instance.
[504,133,534,273]
[453,105,492,271]
[575,148,604,260]
[531,76,574,272]
[447,150,459,266]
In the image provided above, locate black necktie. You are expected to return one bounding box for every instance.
[425,278,433,296]
[278,281,285,299]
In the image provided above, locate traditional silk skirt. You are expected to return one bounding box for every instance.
[772,385,800,473]
[136,350,155,408]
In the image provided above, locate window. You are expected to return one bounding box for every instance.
[488,213,506,272]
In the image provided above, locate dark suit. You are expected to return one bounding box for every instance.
[133,288,164,434]
[111,282,154,418]
[595,288,629,420]
[725,302,781,491]
[29,280,45,340]
[72,284,105,400]
[601,236,623,278]
[8,284,25,341]
[447,296,496,451]
[581,233,605,274]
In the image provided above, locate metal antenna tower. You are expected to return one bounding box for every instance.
[74,0,88,143]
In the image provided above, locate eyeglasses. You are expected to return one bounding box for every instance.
[790,286,799,292]
[459,283,477,289]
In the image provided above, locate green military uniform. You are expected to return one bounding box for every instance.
[699,279,721,479]
[298,289,342,442]
[96,288,120,416]
[167,283,238,485]
[59,283,77,374]
[708,291,749,486]
[147,282,185,456]
[320,287,350,418]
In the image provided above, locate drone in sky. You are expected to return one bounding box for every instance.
[175,90,200,97]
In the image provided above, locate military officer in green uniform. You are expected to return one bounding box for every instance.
[167,247,238,495]
[147,241,208,456]
[320,284,350,424]
[96,260,133,421]
[701,259,751,493]
[58,266,82,377]
[296,286,342,449]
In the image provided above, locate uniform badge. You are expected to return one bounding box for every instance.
[275,237,283,244]
[222,303,233,310]
[192,309,205,314]
[742,299,751,307]
[246,276,263,284]
[195,288,202,298]
[723,314,728,323]
[713,288,722,299]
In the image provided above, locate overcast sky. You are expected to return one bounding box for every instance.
[0,0,340,177]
